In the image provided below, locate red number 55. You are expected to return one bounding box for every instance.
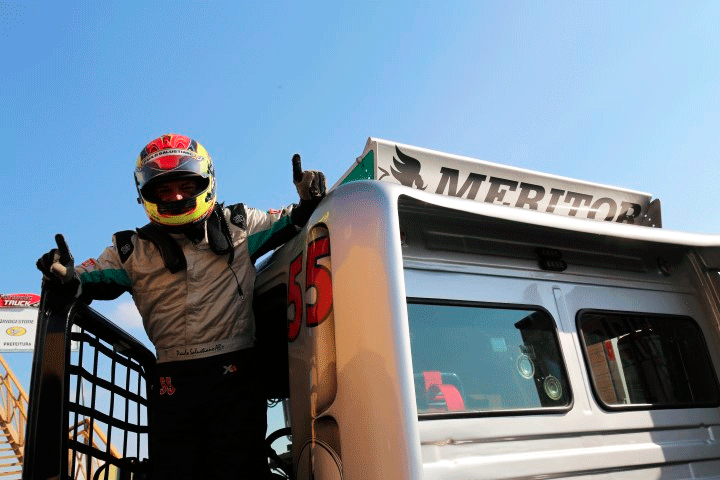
[287,227,332,341]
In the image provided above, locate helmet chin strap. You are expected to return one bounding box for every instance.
[184,221,206,243]
[143,204,234,262]
[154,205,230,258]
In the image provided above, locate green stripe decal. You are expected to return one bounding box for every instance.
[79,269,132,288]
[247,215,293,258]
[340,150,374,185]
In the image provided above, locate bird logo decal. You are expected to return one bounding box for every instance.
[379,146,427,190]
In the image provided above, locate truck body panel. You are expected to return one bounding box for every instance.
[255,172,720,478]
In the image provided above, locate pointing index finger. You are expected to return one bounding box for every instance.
[292,154,303,183]
[55,234,71,263]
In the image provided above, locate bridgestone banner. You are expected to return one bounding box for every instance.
[0,293,40,352]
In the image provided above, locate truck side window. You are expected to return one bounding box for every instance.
[407,300,571,416]
[578,311,720,409]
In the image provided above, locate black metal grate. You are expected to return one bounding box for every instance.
[24,292,155,480]
[67,322,151,479]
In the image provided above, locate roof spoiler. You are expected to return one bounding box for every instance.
[336,138,661,228]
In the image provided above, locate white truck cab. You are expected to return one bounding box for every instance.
[23,138,720,480]
[254,138,720,479]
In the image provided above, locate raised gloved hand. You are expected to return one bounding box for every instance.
[36,234,80,296]
[292,154,326,201]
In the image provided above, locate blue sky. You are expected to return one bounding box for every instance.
[1,0,719,457]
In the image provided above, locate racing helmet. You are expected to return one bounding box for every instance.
[134,134,216,229]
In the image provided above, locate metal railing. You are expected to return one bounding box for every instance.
[24,290,155,480]
[67,418,121,480]
[0,354,27,478]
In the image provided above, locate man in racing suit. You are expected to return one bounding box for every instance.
[37,133,326,479]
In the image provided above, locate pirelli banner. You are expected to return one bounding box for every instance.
[346,138,658,226]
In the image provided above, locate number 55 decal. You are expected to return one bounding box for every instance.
[287,226,333,341]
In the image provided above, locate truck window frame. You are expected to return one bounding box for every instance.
[576,308,720,411]
[407,297,574,420]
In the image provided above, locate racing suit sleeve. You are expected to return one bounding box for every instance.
[74,234,133,302]
[243,203,313,263]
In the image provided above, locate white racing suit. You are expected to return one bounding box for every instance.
[76,201,309,361]
[75,200,316,480]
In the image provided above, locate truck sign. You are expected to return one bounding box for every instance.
[339,138,655,225]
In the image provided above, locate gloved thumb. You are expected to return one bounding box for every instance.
[50,262,68,278]
[51,234,76,283]
[295,170,327,201]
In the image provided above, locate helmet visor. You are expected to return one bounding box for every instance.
[135,154,210,190]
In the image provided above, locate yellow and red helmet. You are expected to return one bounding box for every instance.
[134,134,216,229]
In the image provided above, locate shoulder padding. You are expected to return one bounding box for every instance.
[207,204,234,265]
[227,203,247,229]
[136,223,187,274]
[113,230,136,264]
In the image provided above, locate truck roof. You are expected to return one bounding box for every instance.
[337,178,720,249]
[321,178,720,275]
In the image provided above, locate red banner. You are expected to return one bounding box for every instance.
[0,293,41,308]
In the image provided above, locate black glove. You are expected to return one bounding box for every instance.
[294,170,327,202]
[36,234,80,296]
